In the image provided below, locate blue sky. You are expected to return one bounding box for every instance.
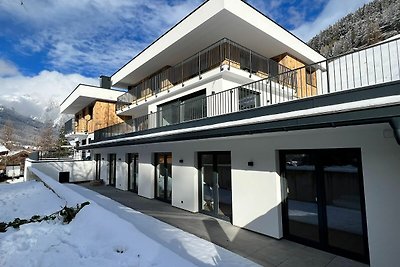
[0,0,374,120]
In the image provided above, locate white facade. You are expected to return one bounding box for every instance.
[90,123,400,267]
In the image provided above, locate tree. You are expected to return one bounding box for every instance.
[36,122,56,152]
[2,120,15,150]
[55,126,70,158]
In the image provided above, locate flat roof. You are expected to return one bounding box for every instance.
[111,0,325,88]
[60,84,125,114]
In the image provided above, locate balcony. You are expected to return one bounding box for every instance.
[64,118,88,140]
[95,36,400,142]
[116,38,290,111]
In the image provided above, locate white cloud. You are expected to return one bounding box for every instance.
[0,0,202,76]
[292,0,374,41]
[0,66,97,122]
[0,59,21,77]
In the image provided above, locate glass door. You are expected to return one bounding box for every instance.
[283,153,320,243]
[199,152,232,221]
[322,150,368,258]
[127,153,139,192]
[95,154,101,180]
[281,149,369,263]
[108,154,116,186]
[155,153,172,203]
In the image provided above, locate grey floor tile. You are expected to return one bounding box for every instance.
[326,256,368,267]
[77,183,367,267]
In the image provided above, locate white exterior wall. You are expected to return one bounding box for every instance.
[6,166,21,178]
[91,123,400,266]
[25,159,95,183]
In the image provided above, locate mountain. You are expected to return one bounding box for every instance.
[0,105,45,146]
[308,0,400,57]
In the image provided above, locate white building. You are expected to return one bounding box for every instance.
[26,0,400,266]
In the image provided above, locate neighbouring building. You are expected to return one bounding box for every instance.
[60,77,129,159]
[26,0,400,266]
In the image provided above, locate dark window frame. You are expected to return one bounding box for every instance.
[280,148,369,263]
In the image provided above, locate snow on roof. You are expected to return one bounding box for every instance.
[0,145,9,154]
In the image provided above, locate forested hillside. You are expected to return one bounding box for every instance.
[308,0,400,57]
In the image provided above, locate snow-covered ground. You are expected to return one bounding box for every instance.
[0,172,258,267]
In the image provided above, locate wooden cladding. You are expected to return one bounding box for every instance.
[272,53,317,98]
[74,101,124,134]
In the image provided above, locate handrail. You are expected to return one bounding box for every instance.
[96,36,400,142]
[116,37,290,111]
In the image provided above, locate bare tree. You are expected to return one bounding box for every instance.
[36,122,56,152]
[2,120,15,150]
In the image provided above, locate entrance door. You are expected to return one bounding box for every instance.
[199,152,232,221]
[108,153,116,186]
[155,153,172,203]
[127,153,139,192]
[95,154,101,180]
[281,149,369,263]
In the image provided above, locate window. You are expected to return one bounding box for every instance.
[281,149,369,263]
[238,87,260,110]
[306,67,317,87]
[157,90,206,127]
[199,152,232,221]
[127,153,139,193]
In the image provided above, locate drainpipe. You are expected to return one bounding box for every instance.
[390,117,400,145]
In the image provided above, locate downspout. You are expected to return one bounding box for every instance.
[390,117,400,145]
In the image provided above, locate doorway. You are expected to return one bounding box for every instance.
[155,153,172,203]
[281,149,369,263]
[95,154,101,180]
[127,153,139,193]
[198,152,232,221]
[108,153,116,186]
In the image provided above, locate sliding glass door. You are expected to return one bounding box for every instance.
[281,149,369,263]
[155,153,172,203]
[95,154,101,180]
[127,153,139,193]
[108,153,116,186]
[199,152,232,221]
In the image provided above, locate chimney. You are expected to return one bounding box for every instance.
[100,75,111,89]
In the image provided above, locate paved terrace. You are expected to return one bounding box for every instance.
[72,183,367,267]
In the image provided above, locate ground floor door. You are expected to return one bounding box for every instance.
[108,153,116,186]
[127,153,139,193]
[281,149,369,263]
[199,152,232,221]
[95,154,101,180]
[155,153,172,203]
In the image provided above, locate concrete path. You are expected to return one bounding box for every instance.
[72,183,368,267]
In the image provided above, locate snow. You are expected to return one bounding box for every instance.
[0,181,65,222]
[0,169,258,267]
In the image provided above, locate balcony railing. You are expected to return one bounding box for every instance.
[95,36,400,142]
[116,38,290,111]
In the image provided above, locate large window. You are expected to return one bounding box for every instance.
[95,154,101,180]
[155,153,172,203]
[199,152,232,221]
[281,149,369,263]
[108,153,116,186]
[127,153,139,193]
[157,90,206,127]
[238,87,260,110]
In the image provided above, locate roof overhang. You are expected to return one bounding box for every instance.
[111,0,325,88]
[60,84,125,114]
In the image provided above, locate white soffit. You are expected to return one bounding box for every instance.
[111,0,325,88]
[60,84,124,114]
